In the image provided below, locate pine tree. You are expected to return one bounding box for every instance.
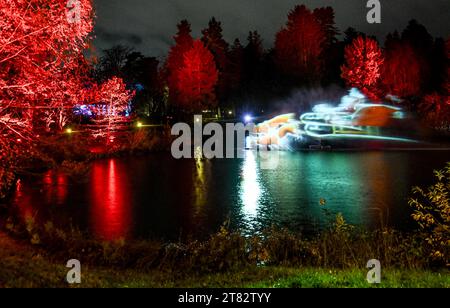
[313,7,339,47]
[341,36,384,100]
[175,40,219,112]
[275,5,325,83]
[243,31,264,87]
[166,20,194,105]
[201,17,230,103]
[228,39,244,93]
[382,41,422,98]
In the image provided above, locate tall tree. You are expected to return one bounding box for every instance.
[96,45,132,81]
[166,20,194,105]
[174,40,219,113]
[343,27,363,45]
[313,7,340,83]
[228,39,244,93]
[0,0,94,132]
[341,36,384,100]
[401,19,434,91]
[1,0,97,195]
[382,40,422,98]
[275,5,325,83]
[244,31,264,81]
[201,17,229,102]
[313,7,339,47]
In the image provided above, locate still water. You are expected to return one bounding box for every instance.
[9,150,450,241]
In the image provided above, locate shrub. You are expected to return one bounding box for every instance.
[409,163,450,266]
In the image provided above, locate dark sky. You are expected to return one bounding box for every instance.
[93,0,449,59]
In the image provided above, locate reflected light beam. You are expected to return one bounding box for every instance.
[240,151,261,217]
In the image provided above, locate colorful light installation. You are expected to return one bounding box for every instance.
[248,88,417,149]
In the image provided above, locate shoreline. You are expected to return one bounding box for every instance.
[0,231,448,288]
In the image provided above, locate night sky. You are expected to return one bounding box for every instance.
[93,0,450,58]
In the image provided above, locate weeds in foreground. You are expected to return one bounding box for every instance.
[4,213,438,274]
[409,163,450,266]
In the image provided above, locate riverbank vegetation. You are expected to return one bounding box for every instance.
[1,164,449,287]
[1,216,449,288]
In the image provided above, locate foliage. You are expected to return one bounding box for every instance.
[90,77,135,144]
[341,36,384,100]
[382,41,423,98]
[166,20,194,107]
[409,163,450,265]
[275,5,325,82]
[418,93,450,131]
[0,0,94,133]
[173,40,219,112]
[4,212,436,276]
[201,17,230,102]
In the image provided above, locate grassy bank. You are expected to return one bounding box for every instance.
[1,232,448,288]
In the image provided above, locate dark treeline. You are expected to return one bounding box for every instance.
[94,4,449,128]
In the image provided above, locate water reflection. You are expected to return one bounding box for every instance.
[42,170,68,206]
[90,159,131,240]
[8,151,449,240]
[239,151,262,219]
[193,147,210,213]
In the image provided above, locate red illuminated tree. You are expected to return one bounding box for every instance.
[174,40,219,112]
[382,42,422,98]
[419,93,450,130]
[0,0,94,135]
[275,5,325,82]
[0,0,95,194]
[90,77,135,143]
[166,20,194,105]
[341,36,384,100]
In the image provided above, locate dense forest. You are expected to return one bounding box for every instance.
[93,5,449,127]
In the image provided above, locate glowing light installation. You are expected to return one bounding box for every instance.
[248,88,417,150]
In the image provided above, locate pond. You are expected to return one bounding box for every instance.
[8,150,450,241]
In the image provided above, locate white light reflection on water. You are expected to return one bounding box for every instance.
[239,151,262,219]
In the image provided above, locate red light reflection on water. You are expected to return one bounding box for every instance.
[90,159,131,241]
[42,170,68,205]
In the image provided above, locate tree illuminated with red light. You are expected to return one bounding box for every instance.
[275,5,325,82]
[0,0,94,134]
[0,0,96,181]
[382,42,422,98]
[174,40,219,112]
[341,36,384,100]
[90,77,135,144]
[166,20,194,106]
